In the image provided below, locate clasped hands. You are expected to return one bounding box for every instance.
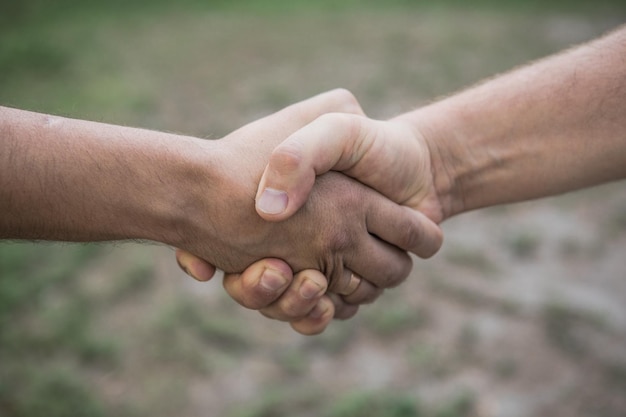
[175,89,445,335]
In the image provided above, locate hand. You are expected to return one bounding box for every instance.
[239,112,445,332]
[176,250,359,335]
[256,112,445,225]
[175,98,445,335]
[174,90,441,309]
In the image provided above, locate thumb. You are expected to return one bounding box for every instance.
[175,249,217,282]
[255,113,376,221]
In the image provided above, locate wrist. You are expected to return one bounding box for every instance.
[144,136,225,249]
[393,104,467,223]
[162,135,275,272]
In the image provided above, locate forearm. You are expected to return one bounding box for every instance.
[0,106,215,246]
[400,25,626,220]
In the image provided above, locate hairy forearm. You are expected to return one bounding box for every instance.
[0,106,215,245]
[402,25,626,219]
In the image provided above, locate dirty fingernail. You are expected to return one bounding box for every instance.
[260,269,288,292]
[257,188,288,214]
[177,258,198,281]
[299,279,325,300]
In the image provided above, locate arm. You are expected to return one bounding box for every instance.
[409,25,626,219]
[0,106,201,244]
[254,25,626,224]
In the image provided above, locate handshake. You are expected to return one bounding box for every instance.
[2,25,624,336]
[174,89,446,335]
[172,24,626,334]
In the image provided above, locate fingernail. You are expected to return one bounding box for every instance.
[260,268,288,292]
[257,188,288,215]
[191,259,214,282]
[177,258,198,281]
[299,279,325,300]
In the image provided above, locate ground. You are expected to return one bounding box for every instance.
[1,3,625,417]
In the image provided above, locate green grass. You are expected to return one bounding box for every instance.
[542,301,608,356]
[0,367,107,417]
[444,245,499,276]
[429,277,521,315]
[321,390,476,417]
[364,304,429,336]
[409,344,453,377]
[325,391,421,417]
[0,242,102,325]
[0,242,117,417]
[505,231,542,259]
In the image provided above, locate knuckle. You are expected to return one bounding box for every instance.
[316,112,357,135]
[328,228,355,253]
[379,256,412,289]
[330,88,359,107]
[398,218,422,251]
[326,271,342,295]
[321,256,345,295]
[278,297,307,319]
[270,142,305,175]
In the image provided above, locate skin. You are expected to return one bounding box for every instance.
[0,90,444,326]
[178,24,626,334]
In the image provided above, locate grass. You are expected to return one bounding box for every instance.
[0,243,115,417]
[226,387,325,417]
[324,391,421,417]
[147,297,252,375]
[409,344,452,378]
[444,245,499,276]
[505,231,542,259]
[429,277,521,316]
[320,389,476,417]
[542,301,608,356]
[364,304,429,336]
[0,367,107,417]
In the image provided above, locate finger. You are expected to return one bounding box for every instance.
[275,88,365,127]
[328,292,360,320]
[342,279,383,305]
[258,269,327,321]
[222,258,293,310]
[366,203,444,259]
[330,270,383,306]
[175,248,217,282]
[346,230,414,291]
[236,88,365,151]
[289,296,335,336]
[331,269,362,296]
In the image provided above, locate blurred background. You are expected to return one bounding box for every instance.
[1,1,626,416]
